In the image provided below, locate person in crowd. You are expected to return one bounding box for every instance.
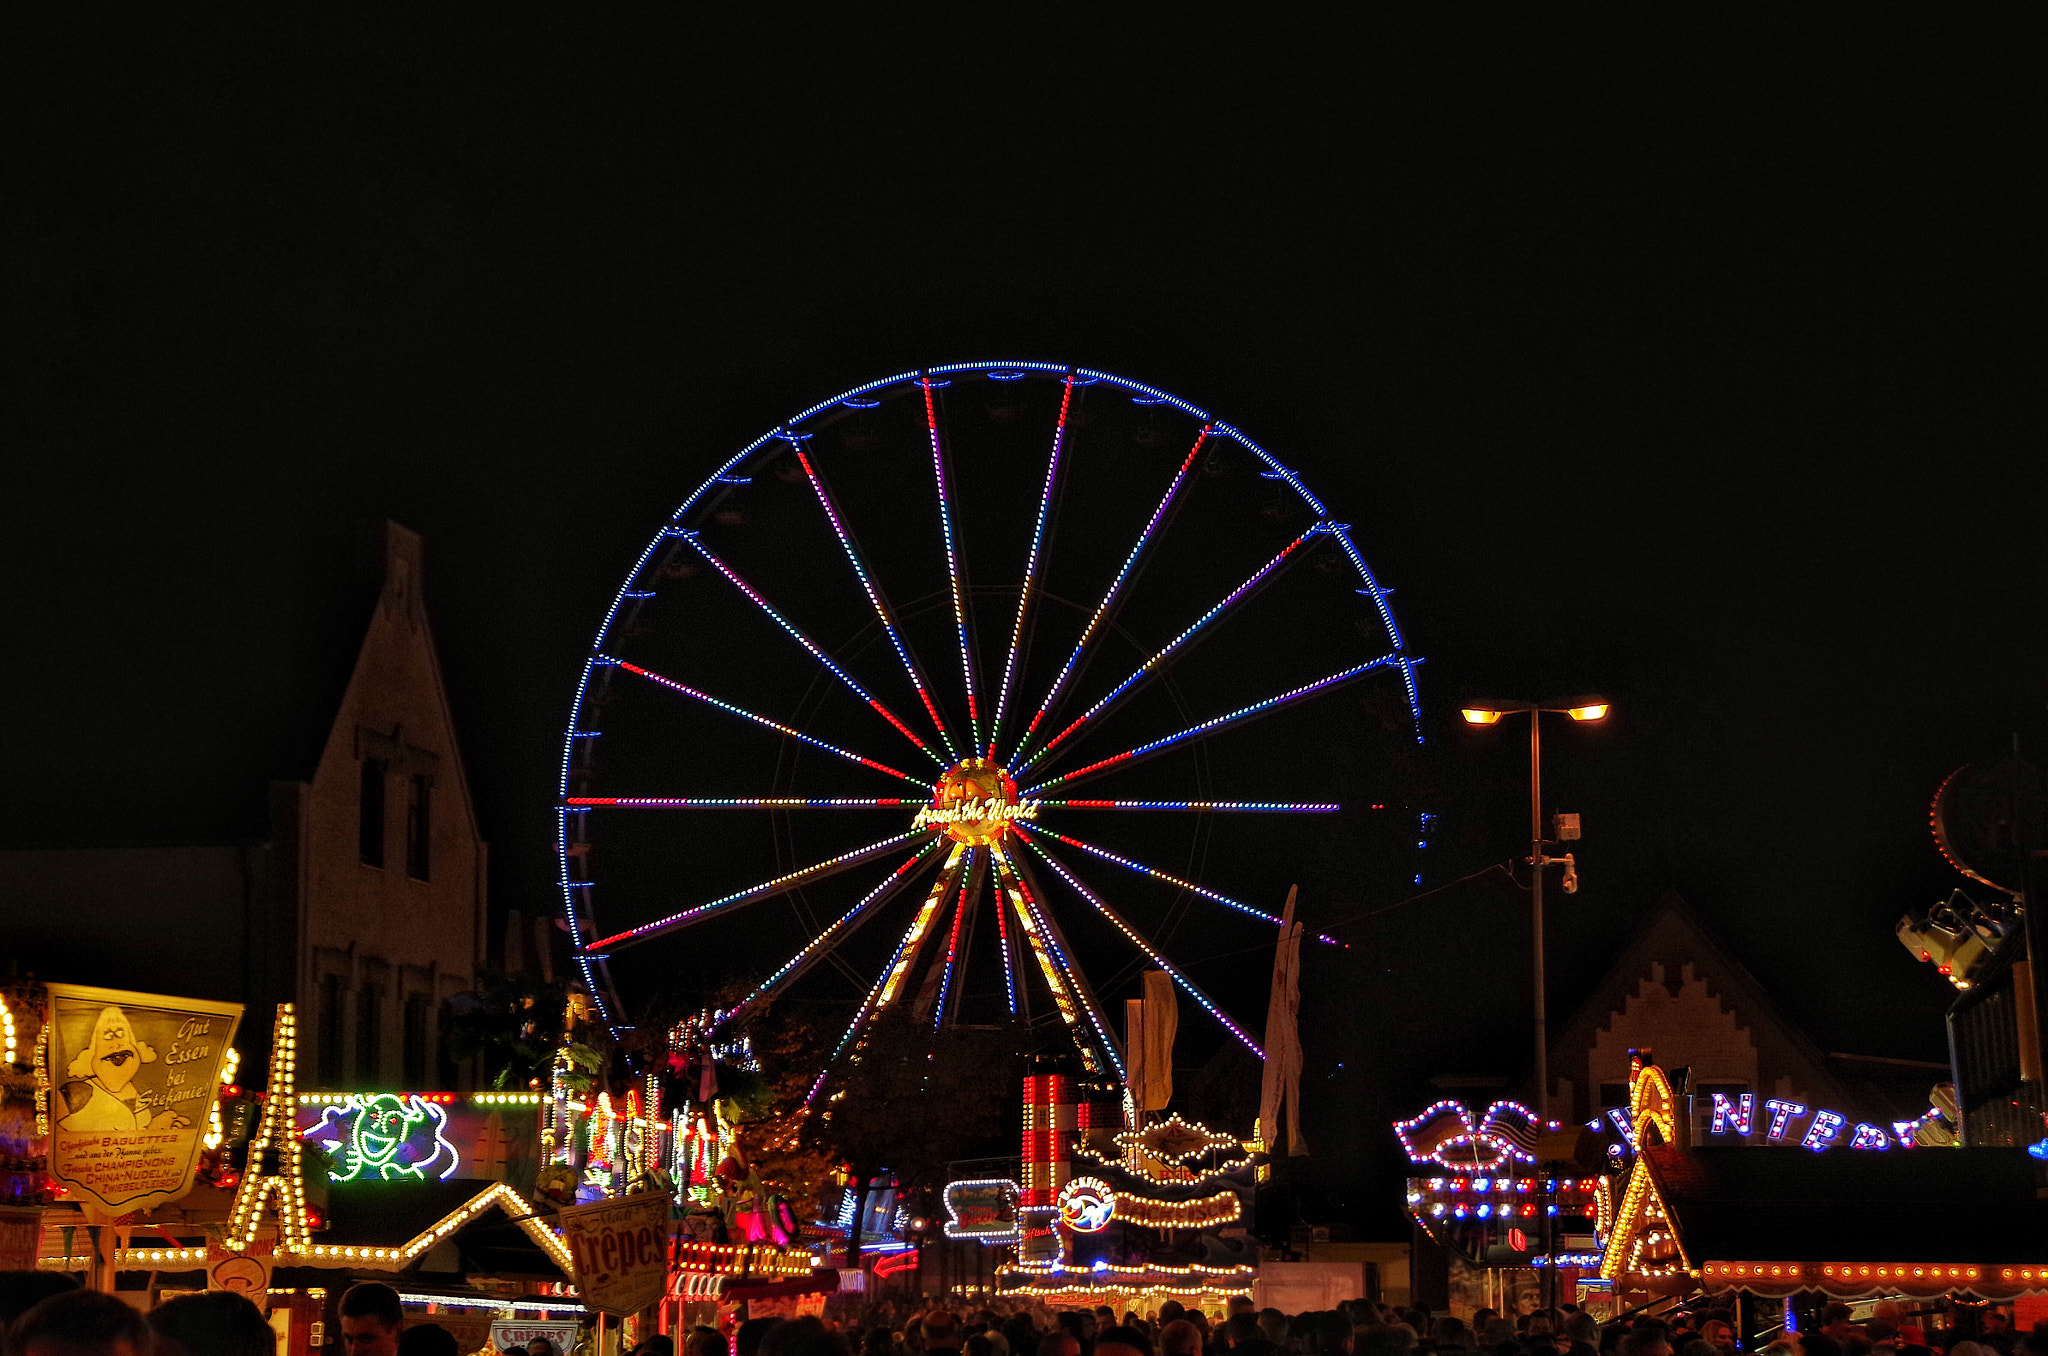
[397,1327,458,1356]
[867,1330,899,1356]
[1094,1327,1151,1356]
[1298,1313,1353,1356]
[5,1289,149,1356]
[1212,1319,1277,1356]
[1800,1332,1844,1356]
[1038,1332,1081,1356]
[688,1327,731,1356]
[1158,1321,1201,1356]
[739,1320,785,1356]
[1619,1329,1672,1356]
[924,1313,965,1356]
[761,1319,851,1356]
[1002,1315,1038,1356]
[526,1342,556,1356]
[147,1293,280,1356]
[338,1284,405,1356]
[1254,1313,1288,1352]
[1560,1312,1600,1356]
[0,1276,79,1334]
[635,1337,676,1356]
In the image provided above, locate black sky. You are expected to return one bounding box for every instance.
[6,15,2043,1208]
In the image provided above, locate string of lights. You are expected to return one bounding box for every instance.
[717,841,945,1025]
[1023,654,1399,795]
[1014,821,1339,944]
[1019,835,1264,1060]
[987,371,1074,759]
[922,375,981,750]
[1006,423,1212,768]
[792,444,959,759]
[588,831,926,950]
[1021,527,1323,770]
[608,658,928,786]
[991,843,1120,1078]
[678,532,939,763]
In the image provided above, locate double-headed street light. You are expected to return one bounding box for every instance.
[1458,698,1610,1119]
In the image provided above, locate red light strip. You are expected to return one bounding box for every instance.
[679,535,940,764]
[1018,528,1318,772]
[794,447,959,759]
[566,797,911,808]
[987,373,1075,758]
[1006,424,1211,767]
[1019,835,1264,1059]
[1023,654,1396,795]
[587,830,929,950]
[716,841,944,1024]
[609,659,928,787]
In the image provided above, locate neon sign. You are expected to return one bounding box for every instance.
[1057,1177,1115,1233]
[303,1094,461,1181]
[1394,1100,1554,1171]
[914,760,1040,844]
[1704,1092,1903,1152]
[944,1178,1022,1242]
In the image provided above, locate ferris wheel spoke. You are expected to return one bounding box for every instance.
[791,441,961,759]
[921,375,982,751]
[1020,652,1401,796]
[989,842,1123,1080]
[1014,821,1341,946]
[585,830,932,951]
[985,371,1077,759]
[1005,423,1214,768]
[675,532,946,766]
[714,840,947,1027]
[606,657,932,788]
[565,797,916,809]
[1018,836,1266,1060]
[1034,799,1340,812]
[1015,524,1329,773]
[806,842,971,1106]
[922,846,985,1028]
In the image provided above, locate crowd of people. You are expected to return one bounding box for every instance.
[6,1277,2047,1356]
[655,1296,2048,1356]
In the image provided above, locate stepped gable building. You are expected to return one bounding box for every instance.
[1,522,484,1088]
[1544,892,1936,1130]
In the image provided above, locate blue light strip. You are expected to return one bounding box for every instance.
[1022,653,1399,795]
[679,534,943,764]
[995,850,1019,1016]
[1005,423,1213,768]
[587,831,927,950]
[792,442,960,759]
[808,843,970,1105]
[921,375,982,751]
[1013,821,1341,946]
[555,804,608,1023]
[1035,800,1339,812]
[566,797,913,808]
[1016,525,1324,772]
[931,846,979,1027]
[608,658,931,787]
[716,841,945,1024]
[987,372,1075,758]
[990,842,1124,1080]
[1019,837,1265,1060]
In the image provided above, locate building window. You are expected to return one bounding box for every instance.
[356,983,383,1083]
[318,974,345,1086]
[359,758,387,867]
[404,992,432,1088]
[406,775,432,881]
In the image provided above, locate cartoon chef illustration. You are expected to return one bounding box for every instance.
[58,1005,189,1132]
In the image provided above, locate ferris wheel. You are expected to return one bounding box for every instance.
[557,363,1420,1096]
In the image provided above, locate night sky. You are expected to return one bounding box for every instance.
[7,16,2042,1225]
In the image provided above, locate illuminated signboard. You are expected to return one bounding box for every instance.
[1056,1177,1115,1234]
[944,1178,1021,1242]
[304,1094,461,1181]
[1704,1092,1921,1152]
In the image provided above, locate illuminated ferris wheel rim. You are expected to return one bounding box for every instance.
[555,361,1423,1086]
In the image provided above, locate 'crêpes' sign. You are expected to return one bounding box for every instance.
[558,1191,672,1316]
[44,983,242,1217]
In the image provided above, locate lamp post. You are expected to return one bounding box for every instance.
[1461,697,1607,1318]
[1457,699,1609,1119]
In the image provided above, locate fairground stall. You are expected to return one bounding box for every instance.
[1399,1050,2048,1337]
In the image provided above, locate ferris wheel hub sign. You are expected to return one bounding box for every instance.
[915,758,1039,844]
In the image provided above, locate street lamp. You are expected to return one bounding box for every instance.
[1458,698,1610,1119]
